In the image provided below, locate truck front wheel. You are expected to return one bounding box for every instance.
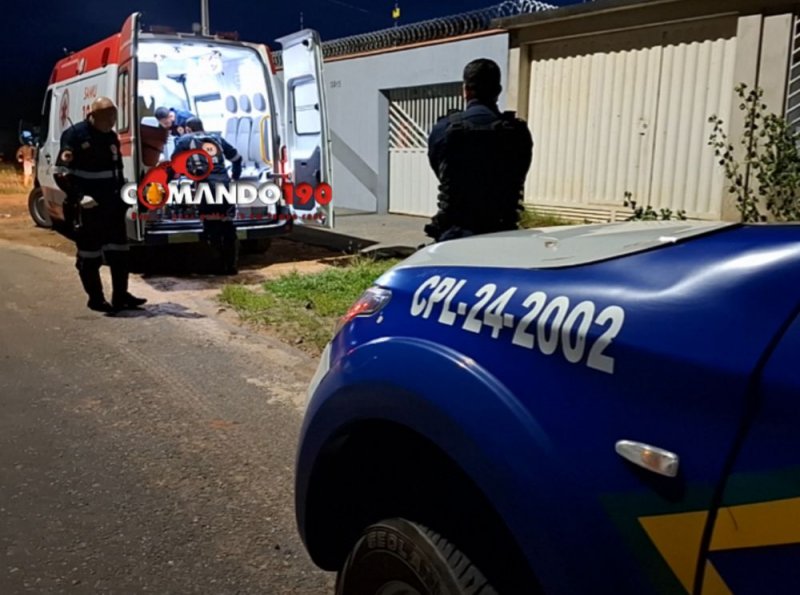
[335,518,498,595]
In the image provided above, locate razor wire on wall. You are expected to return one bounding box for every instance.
[271,0,556,66]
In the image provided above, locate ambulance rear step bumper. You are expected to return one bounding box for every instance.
[140,218,293,245]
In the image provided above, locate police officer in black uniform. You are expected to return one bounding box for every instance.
[54,97,147,313]
[425,58,534,242]
[173,117,243,274]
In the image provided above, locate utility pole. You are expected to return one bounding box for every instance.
[201,0,210,35]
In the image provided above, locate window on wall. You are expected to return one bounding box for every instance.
[117,70,130,132]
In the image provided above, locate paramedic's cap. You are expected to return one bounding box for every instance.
[463,59,502,100]
[154,107,171,120]
[89,97,117,114]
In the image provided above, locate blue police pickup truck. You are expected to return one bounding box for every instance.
[295,221,800,595]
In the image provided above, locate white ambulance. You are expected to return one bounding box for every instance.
[24,12,332,252]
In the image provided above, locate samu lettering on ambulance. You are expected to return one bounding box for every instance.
[80,85,98,119]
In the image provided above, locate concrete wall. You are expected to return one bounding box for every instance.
[320,32,510,213]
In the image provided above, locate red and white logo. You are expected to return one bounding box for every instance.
[59,90,70,129]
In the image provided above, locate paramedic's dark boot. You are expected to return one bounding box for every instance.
[114,293,148,310]
[110,263,147,310]
[77,259,112,312]
[87,298,114,313]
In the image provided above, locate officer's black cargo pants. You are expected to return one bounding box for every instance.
[74,199,131,304]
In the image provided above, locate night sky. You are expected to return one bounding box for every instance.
[0,0,580,154]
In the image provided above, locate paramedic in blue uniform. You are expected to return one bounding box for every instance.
[54,97,147,313]
[173,117,243,275]
[155,106,196,137]
[425,58,534,242]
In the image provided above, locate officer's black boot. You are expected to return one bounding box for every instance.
[109,253,147,311]
[77,258,112,312]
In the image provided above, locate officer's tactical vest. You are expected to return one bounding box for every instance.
[437,110,530,232]
[55,121,123,202]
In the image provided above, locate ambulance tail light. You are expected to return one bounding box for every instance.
[335,286,392,335]
[280,145,289,181]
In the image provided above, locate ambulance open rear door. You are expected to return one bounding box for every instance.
[118,11,145,242]
[276,29,333,228]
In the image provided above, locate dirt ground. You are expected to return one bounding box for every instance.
[0,192,347,282]
[0,193,76,254]
[0,192,355,356]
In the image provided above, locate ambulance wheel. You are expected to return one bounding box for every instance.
[241,238,272,254]
[335,518,498,595]
[28,187,52,228]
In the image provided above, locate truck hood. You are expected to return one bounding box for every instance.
[398,221,737,270]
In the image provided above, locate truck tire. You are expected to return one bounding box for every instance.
[28,187,52,229]
[335,518,498,595]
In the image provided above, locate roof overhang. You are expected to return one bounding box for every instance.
[493,0,800,43]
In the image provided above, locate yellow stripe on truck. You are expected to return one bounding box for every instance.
[638,497,800,594]
[638,509,708,594]
[710,496,800,551]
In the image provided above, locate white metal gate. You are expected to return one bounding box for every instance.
[786,13,800,132]
[388,84,464,216]
[524,17,738,221]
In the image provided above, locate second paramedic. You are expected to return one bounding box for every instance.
[172,117,243,275]
[155,106,196,137]
[54,97,147,313]
[16,141,37,188]
[425,58,533,242]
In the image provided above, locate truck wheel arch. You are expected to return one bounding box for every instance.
[299,418,543,594]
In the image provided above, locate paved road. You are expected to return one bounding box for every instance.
[0,241,335,594]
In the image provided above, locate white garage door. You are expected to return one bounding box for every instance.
[525,17,738,221]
